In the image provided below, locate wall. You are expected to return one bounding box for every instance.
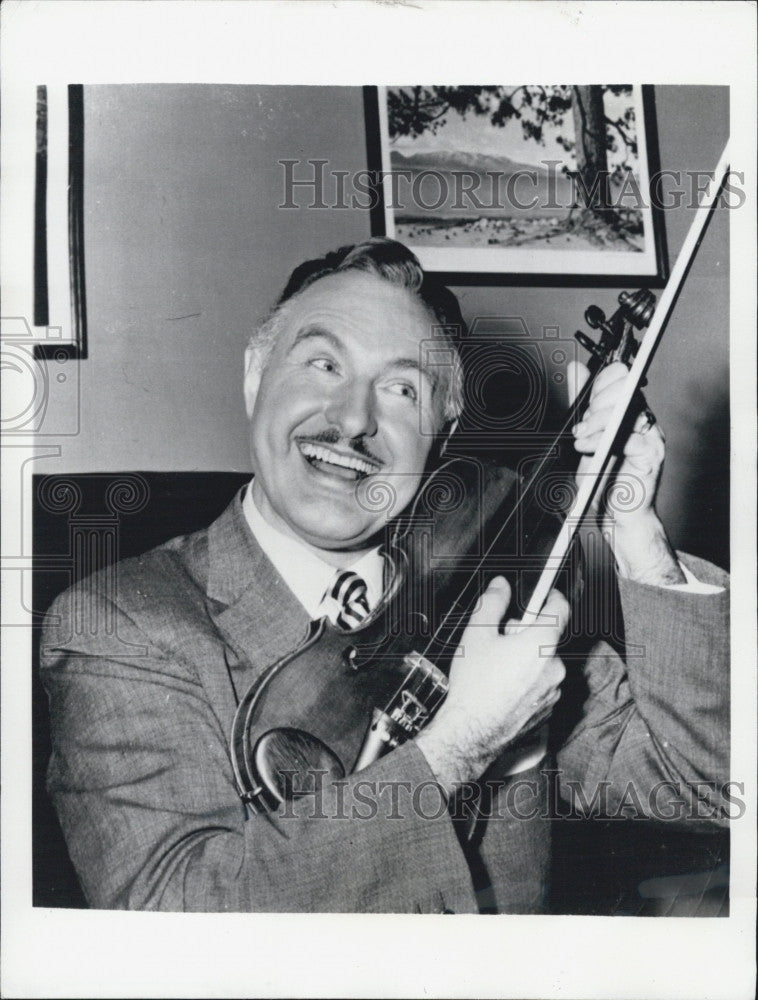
[47,85,370,475]
[39,85,729,565]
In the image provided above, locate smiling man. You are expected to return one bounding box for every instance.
[40,237,730,913]
[243,265,446,556]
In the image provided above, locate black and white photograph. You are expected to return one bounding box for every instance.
[1,3,755,999]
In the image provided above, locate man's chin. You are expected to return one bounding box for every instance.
[280,502,389,554]
[291,519,385,554]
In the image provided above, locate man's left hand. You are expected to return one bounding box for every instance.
[568,360,685,586]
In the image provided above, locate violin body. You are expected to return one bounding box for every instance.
[231,616,410,806]
[230,454,572,808]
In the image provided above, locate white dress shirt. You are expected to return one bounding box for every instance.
[242,483,385,620]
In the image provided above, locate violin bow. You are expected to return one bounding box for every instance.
[520,142,731,625]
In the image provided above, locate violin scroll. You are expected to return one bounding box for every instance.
[618,288,656,329]
[575,288,656,374]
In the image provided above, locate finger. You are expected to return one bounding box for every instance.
[531,662,566,711]
[508,590,569,637]
[578,442,661,482]
[623,425,665,457]
[567,360,590,407]
[588,361,628,399]
[471,575,512,629]
[621,449,662,478]
[545,656,566,687]
[587,373,640,415]
[576,400,661,454]
[573,403,616,440]
[573,380,644,440]
[572,430,605,454]
[539,589,570,637]
[632,409,661,437]
[503,616,522,637]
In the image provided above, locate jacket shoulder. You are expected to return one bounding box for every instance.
[41,525,214,657]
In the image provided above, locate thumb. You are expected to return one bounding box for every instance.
[471,575,512,630]
[540,588,571,639]
[567,360,590,408]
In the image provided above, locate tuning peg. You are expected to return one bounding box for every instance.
[584,305,607,330]
[574,330,605,359]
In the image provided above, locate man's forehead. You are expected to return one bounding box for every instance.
[283,270,434,331]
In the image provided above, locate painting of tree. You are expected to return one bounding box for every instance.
[373,83,665,276]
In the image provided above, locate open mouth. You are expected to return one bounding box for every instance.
[297,441,380,481]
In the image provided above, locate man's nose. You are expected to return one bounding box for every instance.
[325,381,378,439]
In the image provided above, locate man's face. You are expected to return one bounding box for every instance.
[244,271,445,557]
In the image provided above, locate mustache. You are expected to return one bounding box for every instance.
[296,428,384,467]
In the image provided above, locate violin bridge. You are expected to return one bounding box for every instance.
[402,651,448,693]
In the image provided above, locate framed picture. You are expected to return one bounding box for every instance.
[364,84,668,286]
[16,83,87,358]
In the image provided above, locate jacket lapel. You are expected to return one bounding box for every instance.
[205,488,313,703]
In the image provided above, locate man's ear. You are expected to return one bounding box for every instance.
[243,344,263,419]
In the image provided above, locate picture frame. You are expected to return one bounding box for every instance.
[364,84,669,286]
[32,84,88,358]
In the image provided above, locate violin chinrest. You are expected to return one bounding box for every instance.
[254,727,345,806]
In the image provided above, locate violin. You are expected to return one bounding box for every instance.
[231,146,730,812]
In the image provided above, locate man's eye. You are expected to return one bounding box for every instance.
[387,382,418,402]
[310,358,337,373]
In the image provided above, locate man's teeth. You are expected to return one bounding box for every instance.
[298,442,376,476]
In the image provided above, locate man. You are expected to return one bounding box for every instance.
[40,237,729,913]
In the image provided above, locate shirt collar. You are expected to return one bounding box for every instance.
[242,480,385,619]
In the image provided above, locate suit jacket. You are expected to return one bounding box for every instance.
[40,489,730,913]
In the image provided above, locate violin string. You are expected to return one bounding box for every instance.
[419,373,598,662]
[376,373,598,720]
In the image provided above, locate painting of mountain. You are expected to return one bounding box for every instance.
[371,84,665,277]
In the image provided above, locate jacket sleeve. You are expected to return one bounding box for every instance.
[554,553,731,826]
[40,583,477,914]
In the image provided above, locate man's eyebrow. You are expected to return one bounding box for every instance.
[389,357,437,385]
[289,324,439,386]
[289,325,342,352]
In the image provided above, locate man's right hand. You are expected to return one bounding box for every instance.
[416,577,569,797]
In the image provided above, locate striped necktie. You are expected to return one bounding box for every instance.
[326,570,371,630]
